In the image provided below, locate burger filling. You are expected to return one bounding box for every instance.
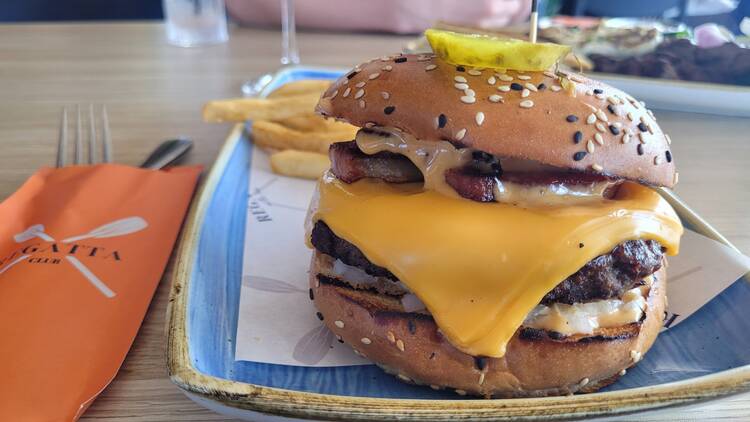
[311,220,664,337]
[331,127,623,206]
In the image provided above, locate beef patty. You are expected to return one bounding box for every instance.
[310,220,664,305]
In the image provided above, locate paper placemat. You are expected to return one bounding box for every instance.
[235,146,750,367]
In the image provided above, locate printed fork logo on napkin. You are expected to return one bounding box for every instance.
[2,217,149,297]
[0,164,201,421]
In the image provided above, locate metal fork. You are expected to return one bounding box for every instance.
[57,104,113,167]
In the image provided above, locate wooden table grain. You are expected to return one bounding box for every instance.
[0,22,748,421]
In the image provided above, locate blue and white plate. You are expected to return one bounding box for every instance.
[166,66,750,421]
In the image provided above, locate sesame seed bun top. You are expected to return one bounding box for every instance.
[316,54,677,188]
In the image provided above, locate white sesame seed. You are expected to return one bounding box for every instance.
[579,378,590,387]
[454,75,467,83]
[586,114,597,124]
[334,320,344,328]
[478,372,486,385]
[525,83,538,92]
[654,156,663,165]
[585,89,594,96]
[424,64,437,71]
[569,74,585,82]
[360,337,372,345]
[674,172,679,184]
[595,93,606,100]
[397,374,412,382]
[544,70,556,78]
[460,95,476,104]
[521,89,530,98]
[665,134,672,145]
[467,69,482,76]
[592,163,604,172]
[519,100,534,108]
[383,65,393,71]
[368,72,380,80]
[639,132,648,143]
[354,89,365,99]
[417,55,430,62]
[364,121,375,128]
[396,339,405,351]
[595,122,607,133]
[343,79,349,85]
[380,56,390,62]
[630,350,642,363]
[454,82,469,90]
[550,85,562,92]
[587,140,596,153]
[455,389,467,396]
[358,100,366,108]
[430,384,441,390]
[613,122,622,128]
[622,133,631,144]
[464,88,476,97]
[455,128,467,140]
[475,111,485,126]
[387,331,395,343]
[343,87,351,97]
[619,369,627,376]
[497,85,510,92]
[596,109,609,122]
[330,89,338,99]
[498,74,514,82]
[594,133,604,145]
[487,76,496,85]
[517,74,531,80]
[488,94,503,103]
[354,81,366,88]
[608,96,621,105]
[381,91,390,100]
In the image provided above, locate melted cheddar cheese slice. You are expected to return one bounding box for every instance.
[311,173,682,358]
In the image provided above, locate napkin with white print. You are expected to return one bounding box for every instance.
[235,146,750,367]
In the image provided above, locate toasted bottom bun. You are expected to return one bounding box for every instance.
[309,250,667,398]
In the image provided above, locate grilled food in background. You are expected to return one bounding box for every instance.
[203,80,358,179]
[304,42,683,398]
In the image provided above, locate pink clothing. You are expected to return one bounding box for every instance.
[226,0,531,34]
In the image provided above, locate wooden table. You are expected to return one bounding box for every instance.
[0,22,748,421]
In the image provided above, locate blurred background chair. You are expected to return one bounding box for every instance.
[0,0,163,22]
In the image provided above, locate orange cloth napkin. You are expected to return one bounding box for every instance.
[0,164,201,421]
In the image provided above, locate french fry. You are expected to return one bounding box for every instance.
[266,80,331,99]
[273,113,355,133]
[270,150,330,180]
[202,94,320,123]
[251,120,357,154]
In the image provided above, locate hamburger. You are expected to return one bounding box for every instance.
[304,37,683,398]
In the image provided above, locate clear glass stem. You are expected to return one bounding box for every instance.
[280,0,299,65]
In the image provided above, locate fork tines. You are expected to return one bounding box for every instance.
[57,104,112,167]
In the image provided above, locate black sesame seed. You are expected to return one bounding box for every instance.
[593,88,603,94]
[665,150,672,163]
[537,83,546,90]
[384,106,395,115]
[337,338,344,343]
[316,312,324,321]
[346,71,358,79]
[408,319,416,334]
[438,113,447,128]
[510,82,523,91]
[573,131,583,144]
[638,122,648,132]
[573,151,587,161]
[309,288,314,300]
[607,104,617,114]
[474,357,488,371]
[579,243,585,248]
[566,114,578,123]
[609,125,620,135]
[637,144,644,155]
[429,352,436,360]
[456,65,465,72]
[394,57,407,63]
